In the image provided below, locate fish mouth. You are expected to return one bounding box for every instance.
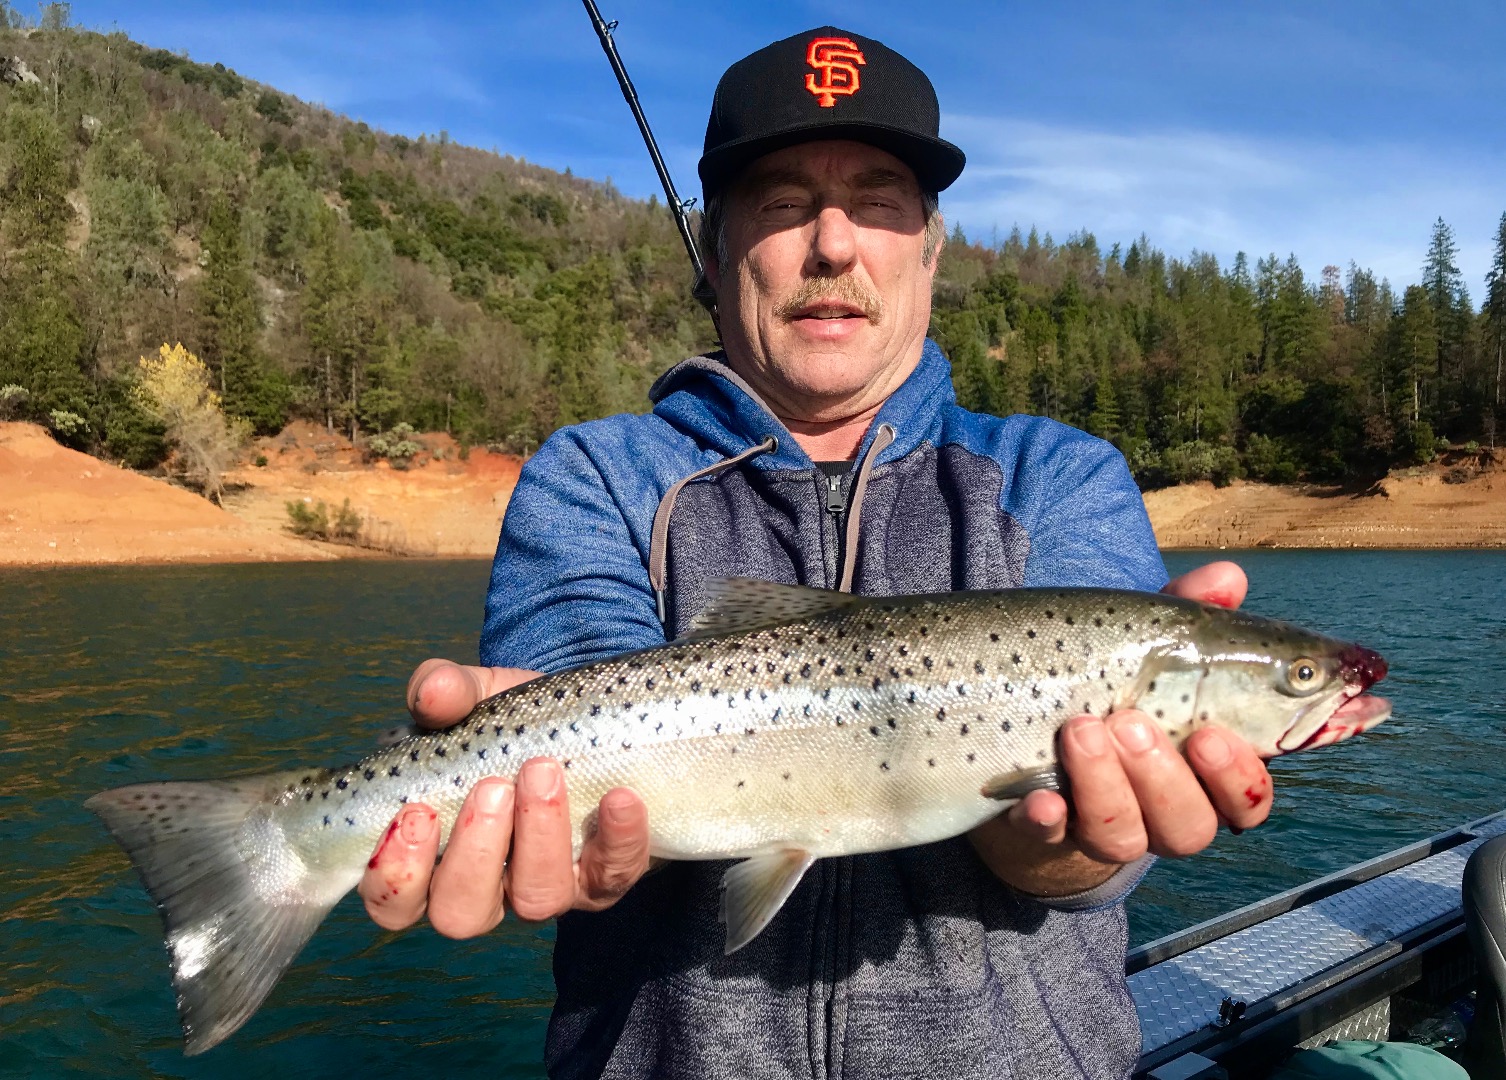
[1281,689,1392,752]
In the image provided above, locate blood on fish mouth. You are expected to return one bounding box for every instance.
[1340,644,1388,689]
[1290,692,1392,752]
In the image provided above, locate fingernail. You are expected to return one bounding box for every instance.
[521,760,562,799]
[474,778,512,815]
[407,664,436,711]
[1070,718,1108,756]
[1196,728,1234,768]
[603,792,637,826]
[1036,806,1065,830]
[1112,718,1155,753]
[400,806,436,844]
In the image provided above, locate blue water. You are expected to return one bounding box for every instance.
[2,552,1503,1076]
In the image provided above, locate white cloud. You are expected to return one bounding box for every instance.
[942,116,1504,292]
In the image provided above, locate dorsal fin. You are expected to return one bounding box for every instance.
[680,578,861,641]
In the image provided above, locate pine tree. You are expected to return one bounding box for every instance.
[1087,366,1121,441]
[0,105,73,252]
[1393,285,1438,428]
[1421,217,1469,390]
[303,211,373,437]
[196,195,286,433]
[1485,212,1506,415]
[1422,218,1464,317]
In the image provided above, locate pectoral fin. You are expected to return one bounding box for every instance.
[980,765,1069,802]
[718,848,816,954]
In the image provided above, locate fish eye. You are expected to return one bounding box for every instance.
[1287,658,1321,691]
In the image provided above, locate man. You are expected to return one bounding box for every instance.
[360,27,1273,1079]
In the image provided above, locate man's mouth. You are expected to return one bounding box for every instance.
[792,302,867,321]
[774,275,884,325]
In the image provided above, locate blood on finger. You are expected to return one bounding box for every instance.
[368,867,418,908]
[367,820,400,870]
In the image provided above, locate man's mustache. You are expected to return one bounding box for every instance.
[774,275,884,324]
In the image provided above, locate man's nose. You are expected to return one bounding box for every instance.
[807,205,858,276]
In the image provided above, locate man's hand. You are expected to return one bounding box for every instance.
[359,659,653,937]
[970,561,1275,897]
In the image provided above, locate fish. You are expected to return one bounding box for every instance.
[87,579,1391,1053]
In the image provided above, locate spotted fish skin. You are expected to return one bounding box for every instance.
[86,580,1390,1054]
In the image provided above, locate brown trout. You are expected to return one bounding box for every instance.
[88,579,1390,1053]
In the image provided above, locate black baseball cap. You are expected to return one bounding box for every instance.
[698,27,966,197]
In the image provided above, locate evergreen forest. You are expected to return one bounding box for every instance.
[2,11,1503,488]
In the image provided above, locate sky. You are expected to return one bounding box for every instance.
[65,0,1506,293]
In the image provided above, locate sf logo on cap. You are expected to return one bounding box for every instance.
[805,37,866,107]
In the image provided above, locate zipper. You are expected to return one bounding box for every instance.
[812,467,844,1079]
[818,469,849,588]
[824,471,849,516]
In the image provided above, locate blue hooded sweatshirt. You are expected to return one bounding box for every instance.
[481,341,1166,1080]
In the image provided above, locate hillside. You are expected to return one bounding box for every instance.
[0,11,1502,502]
[0,14,717,466]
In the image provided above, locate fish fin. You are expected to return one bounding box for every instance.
[980,765,1069,802]
[375,722,422,749]
[682,578,861,641]
[718,848,816,954]
[87,772,347,1055]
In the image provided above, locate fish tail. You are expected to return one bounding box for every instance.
[87,772,344,1055]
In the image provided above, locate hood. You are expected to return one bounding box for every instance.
[648,339,959,471]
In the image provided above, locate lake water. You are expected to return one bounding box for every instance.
[2,552,1504,1077]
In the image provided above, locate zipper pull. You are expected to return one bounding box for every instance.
[824,473,848,515]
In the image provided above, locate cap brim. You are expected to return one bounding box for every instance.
[698,121,966,195]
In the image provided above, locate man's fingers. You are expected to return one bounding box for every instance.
[1004,788,1070,847]
[1107,711,1219,857]
[506,759,578,921]
[1060,717,1149,864]
[1162,561,1247,609]
[407,659,487,728]
[427,779,514,939]
[1186,727,1274,832]
[575,788,651,912]
[407,660,542,730]
[360,804,440,930]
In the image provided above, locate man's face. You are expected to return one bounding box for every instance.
[707,140,940,425]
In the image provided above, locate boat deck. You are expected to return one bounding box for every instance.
[1131,810,1506,1077]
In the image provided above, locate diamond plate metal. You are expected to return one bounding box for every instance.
[1296,998,1390,1048]
[1133,816,1506,1052]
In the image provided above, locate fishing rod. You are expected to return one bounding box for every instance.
[581,0,717,321]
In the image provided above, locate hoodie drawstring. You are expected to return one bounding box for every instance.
[649,436,778,627]
[648,422,895,630]
[837,423,895,594]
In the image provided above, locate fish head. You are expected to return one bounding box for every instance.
[1150,610,1391,758]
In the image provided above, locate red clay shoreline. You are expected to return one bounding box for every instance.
[2,421,1502,568]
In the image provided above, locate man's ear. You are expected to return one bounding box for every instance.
[704,251,722,292]
[928,213,945,276]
